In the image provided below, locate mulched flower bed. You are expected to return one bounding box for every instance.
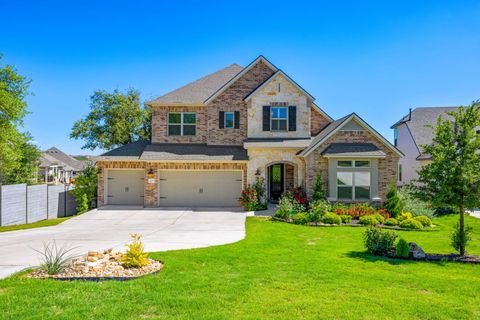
[27,249,163,281]
[272,216,437,231]
[421,254,480,264]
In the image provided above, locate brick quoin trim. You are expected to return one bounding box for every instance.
[97,161,248,207]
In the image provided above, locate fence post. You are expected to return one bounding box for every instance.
[25,184,28,224]
[64,184,67,218]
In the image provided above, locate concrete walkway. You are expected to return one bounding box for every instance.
[0,207,246,279]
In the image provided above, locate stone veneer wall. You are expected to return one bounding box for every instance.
[97,161,247,207]
[151,106,207,144]
[206,61,275,146]
[310,105,331,136]
[304,130,399,201]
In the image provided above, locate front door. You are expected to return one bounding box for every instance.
[269,164,284,201]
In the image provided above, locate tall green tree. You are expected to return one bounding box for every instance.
[312,171,326,201]
[415,101,480,255]
[0,54,40,184]
[70,89,151,150]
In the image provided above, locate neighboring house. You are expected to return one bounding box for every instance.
[96,56,401,207]
[39,147,86,184]
[391,107,458,184]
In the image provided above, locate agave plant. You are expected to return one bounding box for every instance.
[33,241,78,275]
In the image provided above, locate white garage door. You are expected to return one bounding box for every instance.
[106,170,144,205]
[159,171,242,207]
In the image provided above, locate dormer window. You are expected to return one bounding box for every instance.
[271,107,288,131]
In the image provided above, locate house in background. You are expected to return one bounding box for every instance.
[391,107,459,185]
[96,55,402,208]
[39,147,86,184]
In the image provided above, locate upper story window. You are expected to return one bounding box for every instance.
[168,112,196,136]
[224,112,234,129]
[271,107,288,131]
[393,128,398,146]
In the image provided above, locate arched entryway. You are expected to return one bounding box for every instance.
[266,162,296,202]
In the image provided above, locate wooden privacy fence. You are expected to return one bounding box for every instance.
[0,183,78,227]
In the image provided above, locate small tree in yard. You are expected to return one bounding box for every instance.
[312,171,326,201]
[71,162,98,213]
[415,101,480,255]
[384,183,402,218]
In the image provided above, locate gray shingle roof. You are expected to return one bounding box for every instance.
[146,64,244,105]
[392,107,459,149]
[43,147,85,171]
[321,143,386,157]
[98,141,248,161]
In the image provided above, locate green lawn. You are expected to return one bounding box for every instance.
[0,216,73,232]
[0,215,479,319]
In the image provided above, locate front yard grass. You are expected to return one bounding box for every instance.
[0,215,479,319]
[0,216,73,232]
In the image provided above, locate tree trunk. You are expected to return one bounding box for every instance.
[459,202,465,256]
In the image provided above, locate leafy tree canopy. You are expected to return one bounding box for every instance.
[70,89,151,150]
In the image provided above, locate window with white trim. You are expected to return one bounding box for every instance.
[168,112,196,136]
[224,112,234,129]
[271,107,287,131]
[336,160,371,200]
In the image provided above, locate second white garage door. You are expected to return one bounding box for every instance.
[159,171,242,207]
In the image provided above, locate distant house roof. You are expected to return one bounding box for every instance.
[146,64,244,106]
[97,141,248,161]
[321,143,386,158]
[391,107,459,154]
[41,147,85,171]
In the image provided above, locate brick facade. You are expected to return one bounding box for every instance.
[97,161,247,207]
[310,104,331,136]
[206,61,275,145]
[304,130,399,201]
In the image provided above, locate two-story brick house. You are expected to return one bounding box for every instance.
[96,56,402,207]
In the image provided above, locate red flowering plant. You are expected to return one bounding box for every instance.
[239,177,267,211]
[291,186,308,205]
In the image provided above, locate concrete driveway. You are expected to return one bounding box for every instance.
[0,207,246,279]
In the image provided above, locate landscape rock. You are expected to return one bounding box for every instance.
[409,242,426,259]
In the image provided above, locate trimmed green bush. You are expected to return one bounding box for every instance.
[399,218,423,230]
[396,238,410,258]
[276,194,305,219]
[359,215,380,226]
[398,212,413,221]
[363,227,398,255]
[384,218,399,226]
[292,212,310,225]
[414,215,432,227]
[384,183,402,218]
[374,213,385,224]
[322,212,342,224]
[309,199,330,221]
[339,215,352,223]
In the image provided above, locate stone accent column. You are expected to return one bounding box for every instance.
[97,163,105,206]
[144,166,158,207]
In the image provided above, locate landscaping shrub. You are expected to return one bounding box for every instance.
[413,215,432,227]
[384,183,402,218]
[396,238,410,258]
[399,218,423,230]
[121,233,149,268]
[312,171,326,201]
[451,222,473,254]
[77,193,89,214]
[332,202,375,218]
[359,215,380,226]
[34,241,76,275]
[398,186,434,218]
[292,212,310,225]
[398,212,413,221]
[322,212,342,224]
[291,186,308,205]
[339,214,352,223]
[276,194,305,219]
[373,213,385,224]
[239,187,261,211]
[363,227,398,255]
[384,218,399,226]
[309,199,330,221]
[376,208,391,219]
[71,162,98,211]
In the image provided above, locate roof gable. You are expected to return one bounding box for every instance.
[204,55,278,104]
[243,70,315,102]
[300,113,403,157]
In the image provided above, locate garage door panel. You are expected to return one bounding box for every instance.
[107,170,144,205]
[159,171,242,207]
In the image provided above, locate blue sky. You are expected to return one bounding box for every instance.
[1,0,479,155]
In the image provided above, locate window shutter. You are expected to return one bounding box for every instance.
[219,111,225,129]
[234,111,240,129]
[262,106,271,131]
[288,106,296,131]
